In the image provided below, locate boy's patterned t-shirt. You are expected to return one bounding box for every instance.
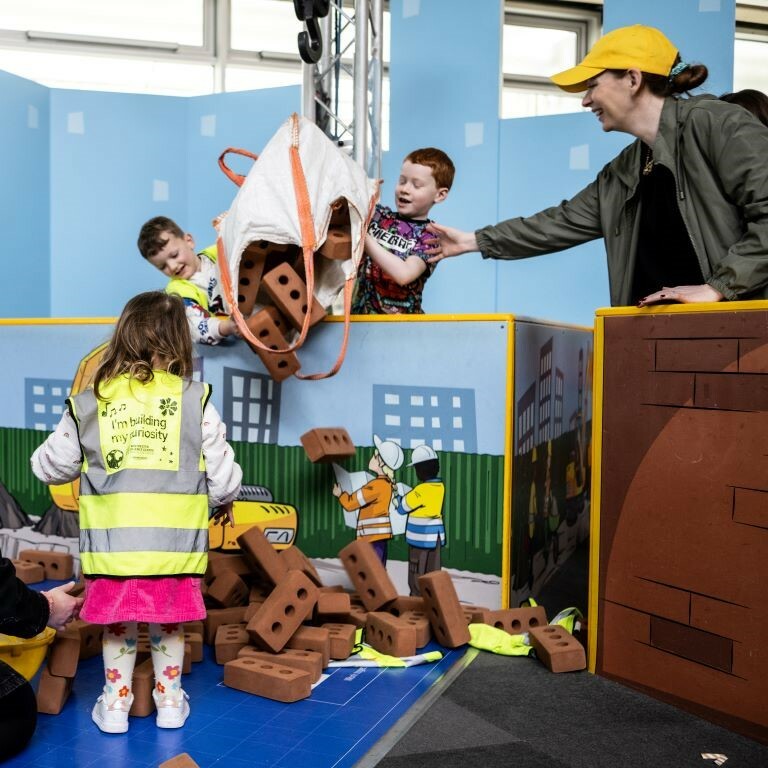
[353,204,435,314]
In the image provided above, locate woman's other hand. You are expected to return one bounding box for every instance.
[637,284,724,306]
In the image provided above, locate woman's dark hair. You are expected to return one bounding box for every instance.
[644,54,708,97]
[606,55,708,98]
[720,88,768,128]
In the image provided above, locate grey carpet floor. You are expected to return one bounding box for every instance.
[367,651,768,768]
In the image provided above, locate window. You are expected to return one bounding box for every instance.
[734,35,768,92]
[502,2,600,119]
[503,1,768,117]
[735,0,768,91]
[373,384,477,453]
[0,0,390,148]
[0,0,205,46]
[25,378,71,431]
[223,367,280,444]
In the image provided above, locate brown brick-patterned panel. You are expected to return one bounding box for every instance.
[739,338,768,373]
[695,373,768,411]
[597,308,768,743]
[733,487,768,528]
[655,339,739,372]
[650,616,732,672]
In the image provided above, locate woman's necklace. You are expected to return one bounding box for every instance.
[642,145,655,176]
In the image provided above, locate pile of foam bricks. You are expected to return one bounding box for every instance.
[236,197,352,381]
[15,530,585,718]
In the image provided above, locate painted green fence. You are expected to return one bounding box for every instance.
[0,429,505,576]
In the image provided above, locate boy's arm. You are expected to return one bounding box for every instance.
[364,234,427,286]
[30,412,82,485]
[183,301,238,345]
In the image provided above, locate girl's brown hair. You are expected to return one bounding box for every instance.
[93,291,193,399]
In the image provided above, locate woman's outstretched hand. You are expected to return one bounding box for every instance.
[637,284,724,306]
[425,223,479,263]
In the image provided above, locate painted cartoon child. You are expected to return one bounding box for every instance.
[396,445,446,596]
[333,435,403,565]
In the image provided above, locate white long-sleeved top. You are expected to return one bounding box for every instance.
[31,401,242,508]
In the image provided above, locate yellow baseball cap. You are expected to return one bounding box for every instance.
[550,24,678,93]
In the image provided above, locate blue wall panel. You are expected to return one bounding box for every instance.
[387,0,502,315]
[0,70,50,317]
[494,113,630,325]
[49,90,187,316]
[184,86,300,248]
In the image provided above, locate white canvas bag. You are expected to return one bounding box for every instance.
[216,113,379,378]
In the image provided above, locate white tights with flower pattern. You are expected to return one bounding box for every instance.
[101,621,185,706]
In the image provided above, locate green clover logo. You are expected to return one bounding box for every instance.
[159,398,178,416]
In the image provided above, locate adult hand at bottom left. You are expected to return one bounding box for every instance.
[637,283,724,306]
[43,582,84,630]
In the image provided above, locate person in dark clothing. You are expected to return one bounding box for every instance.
[720,88,768,128]
[0,556,82,760]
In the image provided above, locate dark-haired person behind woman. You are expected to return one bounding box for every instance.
[720,88,768,128]
[0,556,82,760]
[428,25,768,308]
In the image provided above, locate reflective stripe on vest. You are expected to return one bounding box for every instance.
[357,513,392,539]
[404,516,446,548]
[68,373,210,578]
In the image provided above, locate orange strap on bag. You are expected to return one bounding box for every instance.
[218,148,259,187]
[216,115,374,379]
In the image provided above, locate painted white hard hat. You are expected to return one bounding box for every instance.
[408,444,437,466]
[373,434,404,470]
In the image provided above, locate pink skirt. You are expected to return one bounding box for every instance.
[80,576,206,624]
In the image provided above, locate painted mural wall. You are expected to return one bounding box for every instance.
[0,315,592,615]
[0,317,510,607]
[509,321,593,612]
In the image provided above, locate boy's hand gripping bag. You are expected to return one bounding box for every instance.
[216,113,380,380]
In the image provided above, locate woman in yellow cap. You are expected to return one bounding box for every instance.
[428,25,768,307]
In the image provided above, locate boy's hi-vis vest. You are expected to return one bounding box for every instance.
[68,372,211,578]
[164,245,217,310]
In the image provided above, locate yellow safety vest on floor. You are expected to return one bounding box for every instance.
[68,372,210,578]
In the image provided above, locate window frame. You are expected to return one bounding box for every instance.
[502,1,601,116]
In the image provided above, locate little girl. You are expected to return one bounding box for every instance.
[31,291,242,734]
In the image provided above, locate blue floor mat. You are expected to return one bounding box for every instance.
[8,640,465,768]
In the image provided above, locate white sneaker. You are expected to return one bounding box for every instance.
[92,693,132,734]
[153,689,190,729]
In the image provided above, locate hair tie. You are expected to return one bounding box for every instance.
[669,61,689,80]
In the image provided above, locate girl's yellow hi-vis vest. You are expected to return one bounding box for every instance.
[68,372,211,578]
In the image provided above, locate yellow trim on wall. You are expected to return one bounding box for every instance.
[587,315,605,673]
[500,319,515,608]
[325,312,518,323]
[596,299,768,317]
[0,318,116,325]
